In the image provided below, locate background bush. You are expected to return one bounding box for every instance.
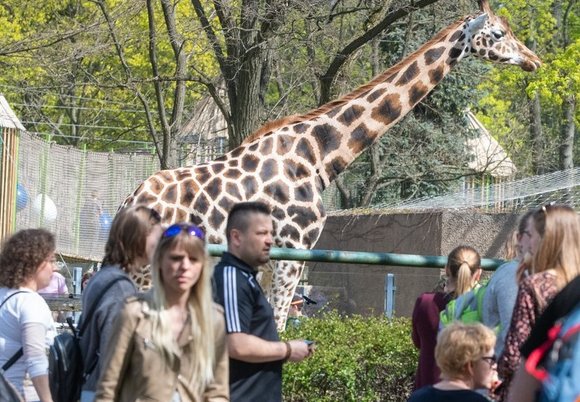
[281,312,418,402]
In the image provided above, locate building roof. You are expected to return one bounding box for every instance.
[0,95,25,130]
[465,110,516,178]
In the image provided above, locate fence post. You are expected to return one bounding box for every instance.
[384,273,396,319]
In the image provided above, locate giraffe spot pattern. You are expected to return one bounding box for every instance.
[164,183,177,204]
[242,155,260,172]
[228,159,238,167]
[276,135,293,155]
[137,192,156,205]
[325,157,348,181]
[325,107,341,119]
[150,177,164,194]
[259,137,273,154]
[241,176,258,197]
[230,146,245,158]
[212,163,226,174]
[159,172,173,182]
[428,65,445,84]
[294,182,314,202]
[208,207,225,229]
[305,227,321,247]
[193,193,209,215]
[371,93,402,125]
[264,182,290,204]
[260,159,278,182]
[272,206,287,221]
[225,182,242,200]
[279,225,301,242]
[205,177,222,200]
[175,170,192,181]
[224,168,242,180]
[366,88,386,102]
[409,82,429,105]
[196,166,211,183]
[337,105,365,126]
[312,124,341,155]
[296,138,317,166]
[294,123,309,134]
[449,29,463,42]
[396,61,420,86]
[217,196,235,213]
[284,160,309,181]
[347,122,376,154]
[248,142,259,152]
[288,205,318,229]
[424,47,446,65]
[448,46,463,60]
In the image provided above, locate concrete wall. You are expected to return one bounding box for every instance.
[306,211,518,318]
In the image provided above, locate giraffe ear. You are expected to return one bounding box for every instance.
[468,13,488,32]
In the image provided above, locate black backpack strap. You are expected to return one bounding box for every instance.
[78,275,133,336]
[0,290,27,372]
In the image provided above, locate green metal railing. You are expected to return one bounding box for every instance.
[206,245,505,270]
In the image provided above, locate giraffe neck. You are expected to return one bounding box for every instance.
[308,18,470,188]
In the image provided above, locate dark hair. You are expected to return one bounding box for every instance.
[0,229,55,288]
[102,205,161,273]
[225,201,271,242]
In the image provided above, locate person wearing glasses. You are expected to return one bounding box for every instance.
[212,201,312,402]
[412,245,482,390]
[482,210,537,357]
[496,204,580,401]
[95,223,228,401]
[79,205,162,402]
[408,322,497,402]
[0,229,58,402]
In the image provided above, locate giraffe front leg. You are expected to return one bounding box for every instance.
[271,260,305,331]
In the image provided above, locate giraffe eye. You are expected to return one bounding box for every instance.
[491,30,505,40]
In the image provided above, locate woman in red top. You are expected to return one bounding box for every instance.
[411,245,482,389]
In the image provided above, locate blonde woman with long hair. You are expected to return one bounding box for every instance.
[95,223,228,402]
[496,204,580,401]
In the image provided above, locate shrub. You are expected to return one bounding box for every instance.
[282,311,418,402]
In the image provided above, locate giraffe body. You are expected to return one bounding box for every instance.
[122,0,540,329]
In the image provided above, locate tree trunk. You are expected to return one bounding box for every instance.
[530,92,544,174]
[559,95,576,170]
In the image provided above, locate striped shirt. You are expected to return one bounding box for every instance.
[213,252,282,402]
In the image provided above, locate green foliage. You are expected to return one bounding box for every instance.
[281,312,417,402]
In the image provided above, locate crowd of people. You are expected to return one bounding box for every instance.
[0,201,578,401]
[0,201,313,402]
[410,203,580,402]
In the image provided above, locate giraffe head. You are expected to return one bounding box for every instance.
[462,0,541,71]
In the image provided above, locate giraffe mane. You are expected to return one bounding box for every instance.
[242,16,469,145]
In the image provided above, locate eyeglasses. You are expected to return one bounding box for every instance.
[480,355,497,368]
[162,223,205,240]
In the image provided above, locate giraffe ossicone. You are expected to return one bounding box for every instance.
[122,0,540,330]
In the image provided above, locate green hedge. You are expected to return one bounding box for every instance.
[281,312,418,402]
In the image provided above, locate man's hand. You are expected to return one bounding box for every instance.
[286,339,313,362]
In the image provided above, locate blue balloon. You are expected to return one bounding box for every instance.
[99,212,113,233]
[16,183,29,212]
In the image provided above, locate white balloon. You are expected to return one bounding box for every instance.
[33,194,58,222]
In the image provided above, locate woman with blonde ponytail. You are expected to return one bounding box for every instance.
[95,223,229,402]
[411,245,482,390]
[444,245,482,298]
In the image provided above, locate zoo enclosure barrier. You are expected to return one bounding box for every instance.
[45,246,504,318]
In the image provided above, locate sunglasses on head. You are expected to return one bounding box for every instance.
[162,223,205,241]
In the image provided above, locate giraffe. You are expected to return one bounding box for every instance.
[122,0,540,329]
